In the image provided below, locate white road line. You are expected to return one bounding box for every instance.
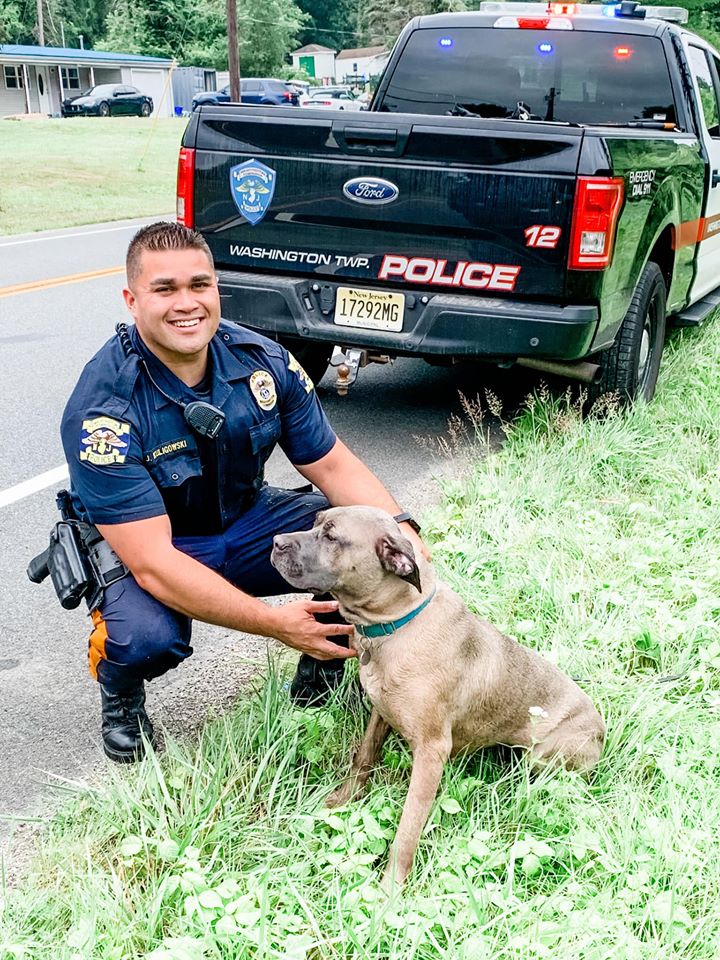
[0,465,69,509]
[0,218,174,248]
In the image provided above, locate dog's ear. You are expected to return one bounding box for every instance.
[376,534,422,592]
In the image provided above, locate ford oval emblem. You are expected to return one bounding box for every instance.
[343,177,399,205]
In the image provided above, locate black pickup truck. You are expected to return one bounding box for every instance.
[178,2,720,404]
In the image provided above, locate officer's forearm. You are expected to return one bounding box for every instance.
[97,517,283,637]
[298,439,402,514]
[298,439,428,558]
[134,548,285,637]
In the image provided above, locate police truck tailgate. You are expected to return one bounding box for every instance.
[186,107,584,302]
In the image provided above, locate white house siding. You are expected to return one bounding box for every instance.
[0,63,27,114]
[335,53,389,84]
[291,51,335,82]
[314,53,337,82]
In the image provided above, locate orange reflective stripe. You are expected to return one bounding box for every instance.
[88,608,109,680]
[671,218,704,250]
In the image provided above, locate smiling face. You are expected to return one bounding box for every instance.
[122,247,221,373]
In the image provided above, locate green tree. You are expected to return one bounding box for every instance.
[0,0,34,43]
[358,0,466,48]
[295,0,361,52]
[99,0,306,72]
[42,0,112,48]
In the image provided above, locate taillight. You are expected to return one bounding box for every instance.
[568,176,624,270]
[176,147,195,228]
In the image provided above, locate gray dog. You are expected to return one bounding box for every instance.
[271,506,604,889]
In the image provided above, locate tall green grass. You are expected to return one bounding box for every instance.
[2,323,720,959]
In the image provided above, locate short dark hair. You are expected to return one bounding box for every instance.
[126,221,214,286]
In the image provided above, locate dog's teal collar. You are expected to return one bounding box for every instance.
[356,586,437,639]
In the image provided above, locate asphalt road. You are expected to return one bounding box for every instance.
[0,217,535,866]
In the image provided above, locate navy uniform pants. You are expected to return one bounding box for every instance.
[89,486,330,692]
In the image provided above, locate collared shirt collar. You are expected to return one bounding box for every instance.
[130,323,253,411]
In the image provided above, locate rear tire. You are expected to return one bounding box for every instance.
[279,337,331,386]
[588,261,666,408]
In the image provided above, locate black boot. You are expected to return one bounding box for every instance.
[100,682,155,763]
[290,597,350,708]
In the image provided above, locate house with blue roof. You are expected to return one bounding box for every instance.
[0,45,176,118]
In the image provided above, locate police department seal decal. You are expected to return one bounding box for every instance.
[80,416,130,465]
[249,370,277,411]
[229,159,276,226]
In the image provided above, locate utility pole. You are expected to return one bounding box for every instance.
[227,0,240,102]
[36,0,45,45]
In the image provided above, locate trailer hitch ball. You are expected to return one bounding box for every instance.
[330,346,365,395]
[337,363,351,396]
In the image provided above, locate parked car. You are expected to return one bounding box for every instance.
[303,86,365,110]
[286,80,311,106]
[191,79,299,111]
[61,84,153,117]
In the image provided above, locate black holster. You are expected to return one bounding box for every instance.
[27,491,128,611]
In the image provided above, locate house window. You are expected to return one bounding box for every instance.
[61,67,80,90]
[4,66,24,89]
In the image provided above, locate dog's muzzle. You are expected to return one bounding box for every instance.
[271,535,304,585]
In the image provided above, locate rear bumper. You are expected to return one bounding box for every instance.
[217,270,599,361]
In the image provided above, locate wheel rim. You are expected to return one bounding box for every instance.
[637,295,657,393]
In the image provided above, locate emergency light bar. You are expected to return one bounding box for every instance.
[479,2,689,23]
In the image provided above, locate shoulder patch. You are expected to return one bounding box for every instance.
[249,370,277,411]
[287,352,314,393]
[80,415,131,466]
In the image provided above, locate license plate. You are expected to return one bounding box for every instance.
[334,287,404,331]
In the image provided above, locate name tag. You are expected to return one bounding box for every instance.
[145,438,190,463]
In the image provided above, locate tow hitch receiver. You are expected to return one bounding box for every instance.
[331,346,364,395]
[330,347,392,395]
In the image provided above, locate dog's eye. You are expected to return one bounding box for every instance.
[325,532,337,543]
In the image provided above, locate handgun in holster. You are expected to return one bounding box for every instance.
[27,490,128,610]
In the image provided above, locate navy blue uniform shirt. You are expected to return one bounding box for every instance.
[61,322,336,536]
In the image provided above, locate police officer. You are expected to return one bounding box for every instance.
[61,221,424,763]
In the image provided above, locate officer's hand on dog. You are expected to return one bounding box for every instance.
[269,599,357,660]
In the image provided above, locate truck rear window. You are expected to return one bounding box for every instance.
[381,27,676,126]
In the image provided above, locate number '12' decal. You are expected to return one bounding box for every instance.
[524,226,562,249]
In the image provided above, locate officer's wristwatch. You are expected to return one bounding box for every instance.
[393,511,421,534]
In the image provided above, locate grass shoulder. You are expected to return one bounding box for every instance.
[0,118,186,236]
